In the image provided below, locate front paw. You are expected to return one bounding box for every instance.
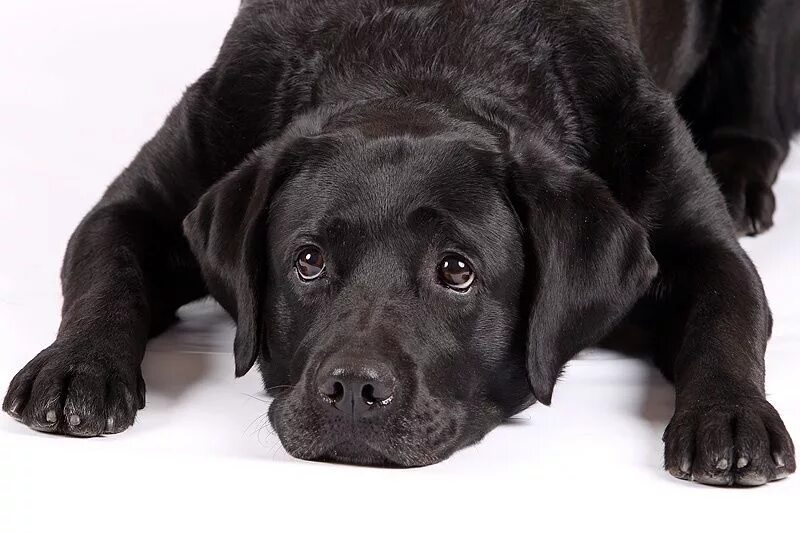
[664,398,795,486]
[3,342,145,437]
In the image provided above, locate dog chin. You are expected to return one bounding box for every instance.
[315,440,400,467]
[290,437,448,468]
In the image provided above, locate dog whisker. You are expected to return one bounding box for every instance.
[244,411,271,437]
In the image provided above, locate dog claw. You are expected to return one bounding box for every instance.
[716,458,729,470]
[68,414,80,427]
[8,400,22,417]
[46,410,57,423]
[737,457,749,469]
[749,218,761,236]
[774,453,785,468]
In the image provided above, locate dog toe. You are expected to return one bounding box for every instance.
[664,398,795,486]
[4,343,143,437]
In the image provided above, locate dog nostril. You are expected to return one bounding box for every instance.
[317,366,397,414]
[362,384,376,405]
[331,381,344,402]
[361,383,393,406]
[320,379,345,404]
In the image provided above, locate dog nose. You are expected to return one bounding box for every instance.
[317,365,397,418]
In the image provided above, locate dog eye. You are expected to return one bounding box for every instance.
[438,255,475,291]
[296,246,326,281]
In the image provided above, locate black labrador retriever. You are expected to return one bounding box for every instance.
[4,0,799,485]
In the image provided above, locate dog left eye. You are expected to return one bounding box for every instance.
[438,255,475,291]
[296,246,326,281]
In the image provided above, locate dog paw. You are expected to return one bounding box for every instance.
[709,137,783,237]
[3,342,145,437]
[721,179,775,237]
[663,398,796,486]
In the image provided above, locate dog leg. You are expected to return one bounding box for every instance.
[645,243,795,486]
[677,0,800,236]
[3,83,218,436]
[3,6,292,435]
[596,72,796,485]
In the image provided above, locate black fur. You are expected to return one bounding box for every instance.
[4,0,797,484]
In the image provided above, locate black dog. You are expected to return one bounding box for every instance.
[4,0,799,484]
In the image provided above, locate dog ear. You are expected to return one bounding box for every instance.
[183,130,311,377]
[183,155,273,377]
[510,137,658,404]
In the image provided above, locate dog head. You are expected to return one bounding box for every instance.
[183,105,657,466]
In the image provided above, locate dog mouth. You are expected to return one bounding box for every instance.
[268,392,468,468]
[316,440,402,467]
[271,416,448,468]
[297,436,449,468]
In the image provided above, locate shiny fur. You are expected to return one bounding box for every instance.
[4,0,798,484]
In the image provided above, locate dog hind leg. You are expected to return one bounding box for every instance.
[678,0,800,236]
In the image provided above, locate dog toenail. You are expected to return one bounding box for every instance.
[681,458,691,474]
[10,401,22,415]
[774,453,785,468]
[716,459,729,470]
[737,457,749,469]
[69,414,80,426]
[46,410,57,423]
[106,417,114,431]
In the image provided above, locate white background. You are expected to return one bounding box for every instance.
[1,1,798,531]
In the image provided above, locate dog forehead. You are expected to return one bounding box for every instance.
[266,134,523,278]
[279,135,506,226]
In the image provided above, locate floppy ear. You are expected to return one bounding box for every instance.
[183,126,315,377]
[183,154,274,377]
[510,138,658,404]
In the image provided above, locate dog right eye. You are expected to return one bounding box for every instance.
[438,254,475,292]
[296,246,326,281]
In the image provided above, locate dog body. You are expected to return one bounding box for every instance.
[4,0,798,483]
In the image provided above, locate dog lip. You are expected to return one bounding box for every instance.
[318,439,398,467]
